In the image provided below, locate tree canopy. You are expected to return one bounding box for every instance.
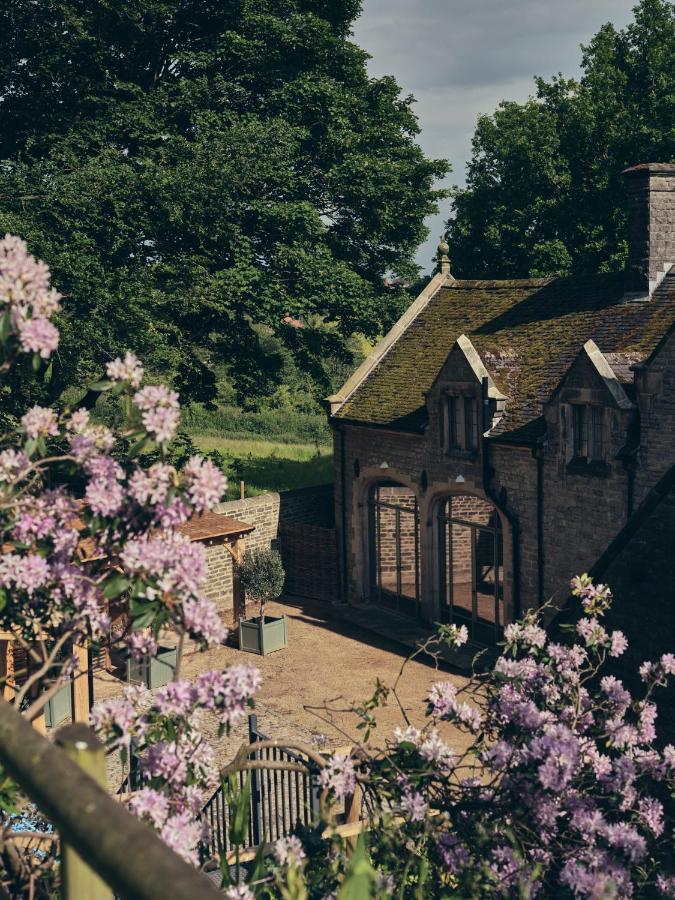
[0,0,447,409]
[446,0,675,279]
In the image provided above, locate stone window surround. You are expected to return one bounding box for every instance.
[439,389,480,457]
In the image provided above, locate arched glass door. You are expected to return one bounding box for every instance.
[439,495,503,643]
[368,483,420,618]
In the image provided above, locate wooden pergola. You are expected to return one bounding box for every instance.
[0,510,255,732]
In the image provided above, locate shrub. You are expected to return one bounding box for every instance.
[238,548,285,622]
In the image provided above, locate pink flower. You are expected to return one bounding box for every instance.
[128,631,159,660]
[638,796,664,837]
[0,449,29,483]
[153,680,198,718]
[419,730,455,768]
[194,666,261,726]
[21,405,59,439]
[182,596,229,646]
[400,787,428,822]
[129,787,170,828]
[86,477,125,517]
[660,653,675,676]
[273,835,306,866]
[159,812,202,866]
[0,553,51,595]
[319,753,356,800]
[128,462,175,506]
[609,630,628,658]
[107,351,144,388]
[223,887,254,900]
[182,456,227,511]
[18,317,59,358]
[133,384,180,445]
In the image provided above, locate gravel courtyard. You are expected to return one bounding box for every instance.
[180,597,473,756]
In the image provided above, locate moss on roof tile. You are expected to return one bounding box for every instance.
[336,272,675,437]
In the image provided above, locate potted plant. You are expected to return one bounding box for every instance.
[237,548,287,655]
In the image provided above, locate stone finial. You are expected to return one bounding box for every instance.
[437,234,451,275]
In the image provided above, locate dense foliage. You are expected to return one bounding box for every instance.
[0,0,447,414]
[0,236,259,889]
[446,0,675,278]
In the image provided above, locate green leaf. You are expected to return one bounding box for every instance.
[103,574,132,599]
[131,607,157,630]
[336,834,376,900]
[88,380,113,392]
[31,353,41,371]
[0,588,8,611]
[227,773,252,847]
[128,436,150,458]
[0,313,11,342]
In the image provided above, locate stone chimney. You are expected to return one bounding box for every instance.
[623,162,675,298]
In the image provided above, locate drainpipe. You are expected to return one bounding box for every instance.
[533,445,545,607]
[481,377,521,621]
[625,461,636,521]
[338,425,348,604]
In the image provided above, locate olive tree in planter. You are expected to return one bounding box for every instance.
[238,548,287,655]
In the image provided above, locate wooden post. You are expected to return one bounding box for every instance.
[240,480,245,500]
[231,535,246,624]
[72,643,91,723]
[0,639,15,701]
[55,724,113,900]
[343,782,363,850]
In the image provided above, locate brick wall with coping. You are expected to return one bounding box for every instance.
[203,487,336,616]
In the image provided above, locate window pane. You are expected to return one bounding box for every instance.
[447,397,457,448]
[464,398,477,449]
[573,405,587,457]
[591,407,604,460]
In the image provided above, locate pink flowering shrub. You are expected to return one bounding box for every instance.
[0,236,260,875]
[278,578,674,899]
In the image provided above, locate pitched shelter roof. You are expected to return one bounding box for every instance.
[332,271,675,442]
[176,511,254,542]
[75,511,254,561]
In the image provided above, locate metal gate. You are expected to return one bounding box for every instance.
[200,715,321,860]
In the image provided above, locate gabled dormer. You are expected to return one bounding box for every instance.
[545,339,636,475]
[426,335,507,456]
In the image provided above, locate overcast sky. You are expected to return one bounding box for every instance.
[353,0,638,272]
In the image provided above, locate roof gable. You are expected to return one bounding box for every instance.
[548,340,634,410]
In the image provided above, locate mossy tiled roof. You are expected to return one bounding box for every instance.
[335,272,675,440]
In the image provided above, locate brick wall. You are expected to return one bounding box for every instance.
[635,327,675,505]
[209,486,337,608]
[624,165,675,292]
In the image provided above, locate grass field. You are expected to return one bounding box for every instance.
[190,434,334,495]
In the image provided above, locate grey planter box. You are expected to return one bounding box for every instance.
[45,680,73,729]
[127,645,177,688]
[239,614,288,656]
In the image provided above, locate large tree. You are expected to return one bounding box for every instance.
[447,0,675,279]
[0,0,447,408]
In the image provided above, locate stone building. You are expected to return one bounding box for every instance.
[327,163,675,645]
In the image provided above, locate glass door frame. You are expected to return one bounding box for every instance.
[438,501,503,644]
[368,483,421,619]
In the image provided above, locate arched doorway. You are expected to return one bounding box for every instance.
[368,482,420,618]
[438,495,503,643]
